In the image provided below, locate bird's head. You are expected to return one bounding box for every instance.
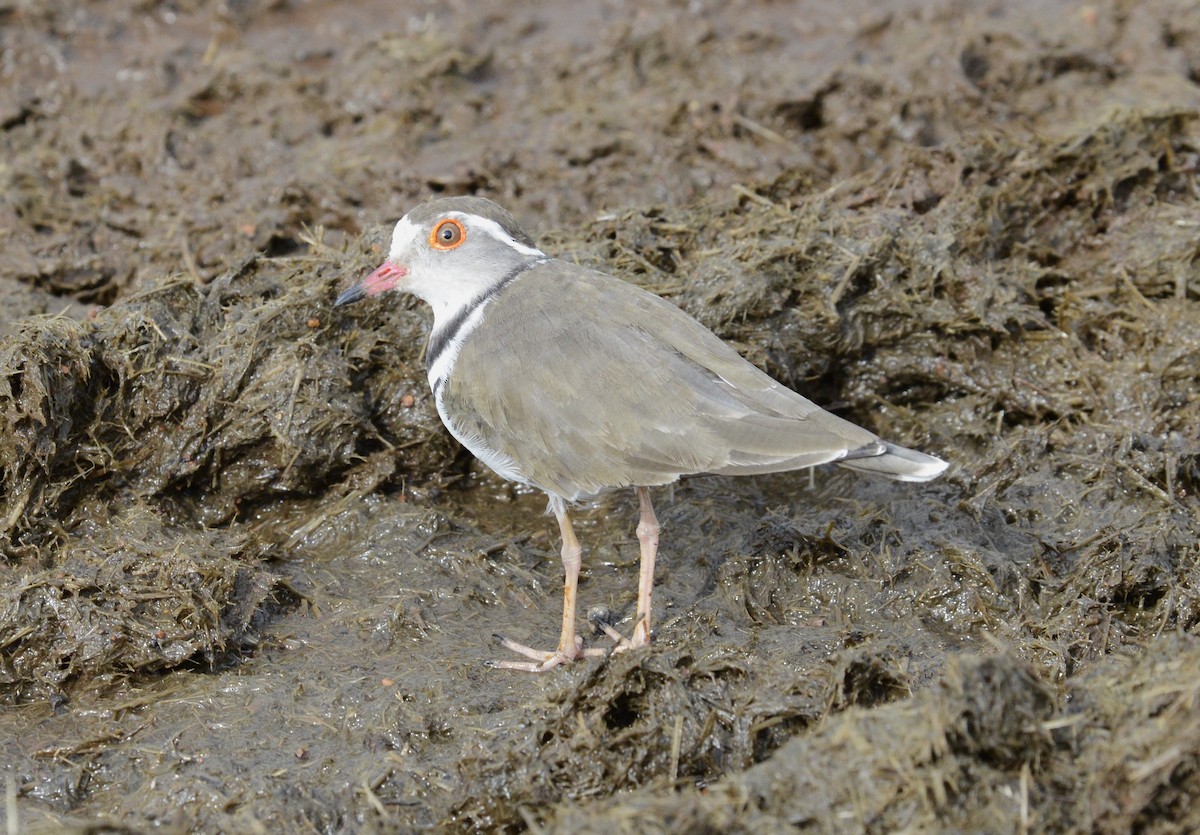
[335,196,545,323]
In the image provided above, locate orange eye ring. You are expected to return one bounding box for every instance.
[430,218,466,250]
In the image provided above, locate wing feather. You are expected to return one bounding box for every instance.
[441,262,893,499]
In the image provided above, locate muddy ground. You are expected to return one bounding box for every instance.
[1,0,1198,831]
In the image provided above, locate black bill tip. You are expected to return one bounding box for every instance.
[334,284,366,307]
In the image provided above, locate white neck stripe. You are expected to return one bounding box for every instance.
[425,255,546,388]
[428,302,488,395]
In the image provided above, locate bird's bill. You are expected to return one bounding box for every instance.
[334,261,408,307]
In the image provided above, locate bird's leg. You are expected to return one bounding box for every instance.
[597,486,661,652]
[554,505,584,657]
[491,504,606,672]
[630,486,660,648]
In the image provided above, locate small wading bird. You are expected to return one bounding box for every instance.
[335,197,947,672]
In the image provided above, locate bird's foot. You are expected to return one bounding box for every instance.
[591,611,650,654]
[487,633,607,673]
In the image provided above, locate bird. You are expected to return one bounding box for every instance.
[334,196,948,672]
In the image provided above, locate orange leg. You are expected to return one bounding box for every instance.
[629,486,659,648]
[491,503,606,672]
[594,486,661,652]
[554,504,584,657]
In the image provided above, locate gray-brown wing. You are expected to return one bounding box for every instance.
[441,262,881,500]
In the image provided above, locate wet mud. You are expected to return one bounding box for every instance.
[1,0,1199,831]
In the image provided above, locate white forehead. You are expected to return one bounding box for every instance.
[388,211,545,261]
[389,216,422,261]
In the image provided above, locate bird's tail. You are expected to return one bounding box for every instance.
[836,441,948,482]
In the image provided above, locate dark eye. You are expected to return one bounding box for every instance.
[430,218,466,250]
